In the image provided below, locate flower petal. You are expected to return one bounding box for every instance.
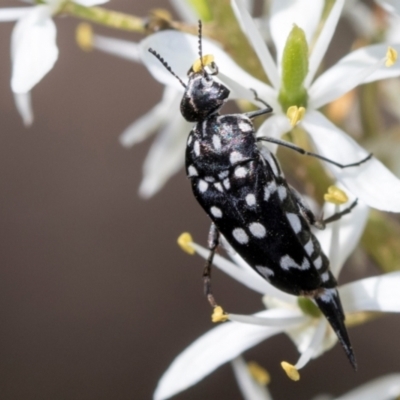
[269,0,324,69]
[315,197,369,278]
[295,319,327,369]
[256,114,291,152]
[191,241,271,295]
[340,272,400,313]
[231,357,273,400]
[218,72,278,109]
[93,34,140,62]
[231,0,280,88]
[286,317,337,359]
[335,373,400,400]
[139,114,190,198]
[305,0,344,87]
[11,6,58,93]
[0,7,31,21]
[229,309,307,327]
[153,311,283,400]
[140,30,271,98]
[13,91,33,126]
[302,111,400,212]
[119,87,180,147]
[309,44,400,109]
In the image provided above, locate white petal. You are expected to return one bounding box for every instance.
[93,34,140,62]
[141,31,272,98]
[315,198,369,278]
[74,0,109,6]
[229,309,307,327]
[231,357,273,400]
[218,72,277,109]
[295,319,327,369]
[153,310,283,400]
[305,0,344,87]
[302,111,400,212]
[286,318,337,359]
[119,87,180,147]
[139,115,190,198]
[231,0,280,88]
[0,7,31,21]
[11,6,58,93]
[335,373,400,400]
[309,44,400,109]
[191,242,271,295]
[256,114,291,153]
[376,0,400,16]
[13,91,33,126]
[340,272,400,313]
[269,0,324,69]
[386,15,400,43]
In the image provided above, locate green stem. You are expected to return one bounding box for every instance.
[62,3,145,33]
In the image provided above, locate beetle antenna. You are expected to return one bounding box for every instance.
[198,20,207,75]
[148,48,187,89]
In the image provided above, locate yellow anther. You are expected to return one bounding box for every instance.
[386,46,397,67]
[281,361,300,381]
[192,54,215,73]
[76,23,94,52]
[177,232,195,255]
[324,186,349,205]
[248,361,271,385]
[211,306,228,323]
[286,106,306,127]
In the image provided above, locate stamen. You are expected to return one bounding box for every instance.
[177,232,195,255]
[324,186,348,205]
[212,306,228,322]
[192,55,215,73]
[247,361,270,385]
[281,361,300,381]
[76,23,93,52]
[386,46,397,67]
[286,106,306,127]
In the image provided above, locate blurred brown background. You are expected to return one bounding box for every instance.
[0,1,399,399]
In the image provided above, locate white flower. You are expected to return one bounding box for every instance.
[142,0,400,212]
[233,356,400,400]
[0,0,108,125]
[86,32,192,197]
[153,196,400,400]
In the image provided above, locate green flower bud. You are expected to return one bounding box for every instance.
[278,25,309,112]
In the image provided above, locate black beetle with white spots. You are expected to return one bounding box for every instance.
[149,21,372,371]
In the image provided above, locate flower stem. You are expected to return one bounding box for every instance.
[62,3,145,33]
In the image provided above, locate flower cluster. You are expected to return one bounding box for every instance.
[1,0,400,399]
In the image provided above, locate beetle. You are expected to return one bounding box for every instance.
[148,21,372,370]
